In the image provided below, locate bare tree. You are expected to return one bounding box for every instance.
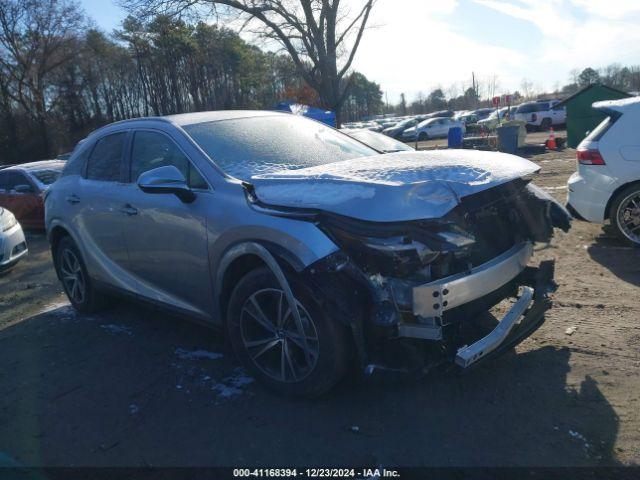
[0,0,85,155]
[122,0,376,124]
[520,78,534,100]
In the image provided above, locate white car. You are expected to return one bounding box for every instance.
[409,117,466,141]
[478,106,517,131]
[0,207,28,272]
[513,100,565,131]
[567,96,640,246]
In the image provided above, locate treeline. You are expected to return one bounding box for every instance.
[0,0,383,163]
[392,65,640,117]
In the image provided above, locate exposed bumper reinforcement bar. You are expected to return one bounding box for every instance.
[455,286,534,368]
[412,242,533,318]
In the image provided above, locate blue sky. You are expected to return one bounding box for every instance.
[79,0,640,103]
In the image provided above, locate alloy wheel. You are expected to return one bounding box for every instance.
[239,288,319,383]
[617,192,640,245]
[60,248,86,304]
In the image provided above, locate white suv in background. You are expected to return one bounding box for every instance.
[407,117,466,141]
[513,100,566,131]
[567,96,640,246]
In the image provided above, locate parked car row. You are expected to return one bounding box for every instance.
[345,99,567,144]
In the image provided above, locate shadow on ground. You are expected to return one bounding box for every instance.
[588,229,640,287]
[0,301,620,467]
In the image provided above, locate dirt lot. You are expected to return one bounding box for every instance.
[1,131,639,467]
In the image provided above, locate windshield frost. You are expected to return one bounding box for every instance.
[184,115,378,180]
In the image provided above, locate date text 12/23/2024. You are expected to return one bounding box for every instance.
[233,469,401,478]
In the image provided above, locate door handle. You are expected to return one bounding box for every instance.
[66,194,80,204]
[120,204,138,216]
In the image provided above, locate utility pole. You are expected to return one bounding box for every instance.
[472,72,478,108]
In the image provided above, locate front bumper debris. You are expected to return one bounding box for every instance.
[455,286,534,367]
[412,242,533,318]
[391,241,554,371]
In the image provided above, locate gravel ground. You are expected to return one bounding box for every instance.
[0,131,639,467]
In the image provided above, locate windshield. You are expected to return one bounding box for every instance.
[31,168,62,186]
[184,115,378,180]
[347,130,413,153]
[397,118,416,128]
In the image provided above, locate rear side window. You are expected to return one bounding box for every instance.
[585,113,622,142]
[86,133,126,182]
[517,103,549,113]
[130,131,208,189]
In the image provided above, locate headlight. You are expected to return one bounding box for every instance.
[1,210,17,232]
[320,219,475,278]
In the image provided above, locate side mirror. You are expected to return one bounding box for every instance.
[137,165,195,203]
[14,184,34,194]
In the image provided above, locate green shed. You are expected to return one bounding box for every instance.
[554,84,631,148]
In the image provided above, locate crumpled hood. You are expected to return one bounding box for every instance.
[250,150,540,222]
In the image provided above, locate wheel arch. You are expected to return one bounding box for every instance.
[215,241,304,327]
[604,180,640,220]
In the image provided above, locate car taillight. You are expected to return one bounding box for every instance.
[577,149,606,165]
[531,113,537,122]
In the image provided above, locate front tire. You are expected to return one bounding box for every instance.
[418,131,429,141]
[227,267,350,397]
[610,185,640,247]
[55,236,108,313]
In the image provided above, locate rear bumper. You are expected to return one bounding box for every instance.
[566,170,616,223]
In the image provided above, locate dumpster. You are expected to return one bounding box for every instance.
[496,124,520,154]
[448,126,463,148]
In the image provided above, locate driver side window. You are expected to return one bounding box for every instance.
[130,131,208,189]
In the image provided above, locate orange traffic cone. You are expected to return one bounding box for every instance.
[547,127,557,150]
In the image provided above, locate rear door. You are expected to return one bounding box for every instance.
[76,131,132,287]
[119,129,212,318]
[433,119,447,137]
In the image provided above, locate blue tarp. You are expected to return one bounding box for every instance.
[274,102,336,127]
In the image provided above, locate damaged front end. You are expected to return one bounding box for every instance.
[252,178,571,375]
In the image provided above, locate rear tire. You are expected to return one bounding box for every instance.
[55,236,109,313]
[227,267,350,397]
[610,185,640,247]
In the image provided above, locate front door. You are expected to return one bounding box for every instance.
[76,132,131,287]
[120,129,212,318]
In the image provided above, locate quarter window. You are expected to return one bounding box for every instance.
[86,133,126,182]
[130,131,207,189]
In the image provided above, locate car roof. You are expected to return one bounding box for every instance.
[3,160,66,172]
[593,96,640,114]
[91,110,287,137]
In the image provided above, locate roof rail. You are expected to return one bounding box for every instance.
[90,116,172,136]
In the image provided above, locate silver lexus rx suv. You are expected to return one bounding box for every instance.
[45,111,570,396]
